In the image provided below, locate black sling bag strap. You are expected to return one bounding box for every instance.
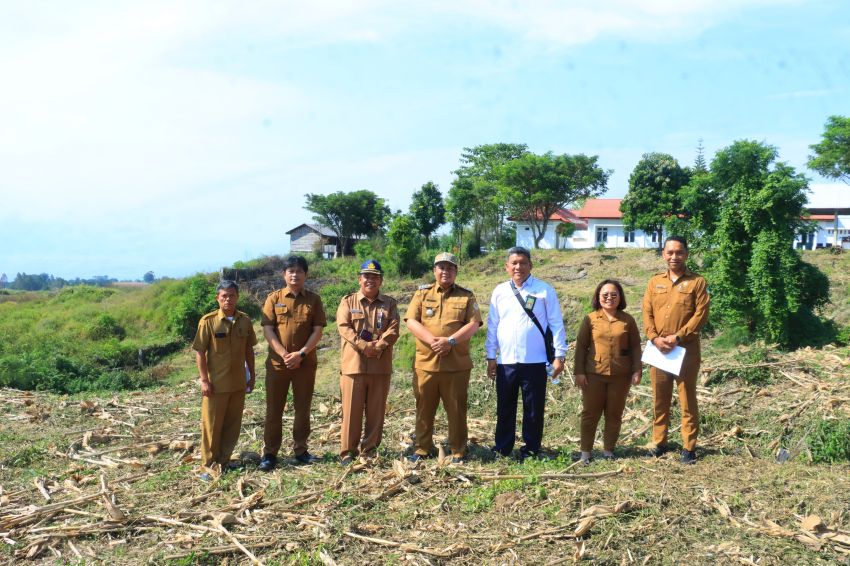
[509,280,556,363]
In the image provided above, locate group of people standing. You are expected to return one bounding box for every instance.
[192,237,709,480]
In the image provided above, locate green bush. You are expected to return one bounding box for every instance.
[807,419,850,463]
[167,275,218,339]
[86,314,126,341]
[320,282,358,313]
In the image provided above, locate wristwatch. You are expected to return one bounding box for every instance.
[555,357,565,363]
[299,349,306,358]
[448,337,457,348]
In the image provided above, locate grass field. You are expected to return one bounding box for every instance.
[1,248,848,564]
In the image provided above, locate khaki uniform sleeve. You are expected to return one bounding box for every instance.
[642,280,659,341]
[312,295,327,327]
[628,315,642,373]
[465,293,483,326]
[261,292,277,327]
[676,276,710,343]
[191,317,210,353]
[337,296,366,353]
[405,290,424,322]
[573,315,592,374]
[376,299,400,350]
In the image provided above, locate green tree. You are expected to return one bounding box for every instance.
[143,271,155,283]
[453,143,529,247]
[409,181,445,249]
[385,214,424,276]
[620,153,690,252]
[446,177,475,256]
[305,190,391,257]
[708,140,830,347]
[499,152,609,249]
[808,115,850,184]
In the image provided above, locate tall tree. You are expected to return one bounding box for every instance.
[808,115,850,184]
[446,177,475,256]
[620,153,690,252]
[453,143,529,246]
[499,152,610,249]
[409,181,445,249]
[694,138,708,173]
[708,140,829,347]
[305,190,390,257]
[385,214,423,275]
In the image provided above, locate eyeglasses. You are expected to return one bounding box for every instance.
[600,292,619,299]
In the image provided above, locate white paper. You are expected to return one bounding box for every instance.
[641,340,686,376]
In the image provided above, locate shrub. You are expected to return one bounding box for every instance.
[320,282,358,312]
[167,275,218,339]
[86,314,126,341]
[807,419,850,463]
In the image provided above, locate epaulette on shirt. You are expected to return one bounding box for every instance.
[200,311,218,321]
[454,284,472,293]
[417,284,433,291]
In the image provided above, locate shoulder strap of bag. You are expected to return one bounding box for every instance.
[509,280,547,340]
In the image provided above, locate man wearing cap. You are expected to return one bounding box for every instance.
[405,252,483,463]
[486,246,568,461]
[259,255,326,471]
[192,280,257,480]
[643,236,710,464]
[336,260,400,464]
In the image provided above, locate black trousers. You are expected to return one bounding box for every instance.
[494,363,547,456]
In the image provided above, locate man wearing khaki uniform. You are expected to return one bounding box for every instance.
[642,236,710,464]
[336,259,400,464]
[405,252,482,463]
[259,256,326,471]
[192,281,257,480]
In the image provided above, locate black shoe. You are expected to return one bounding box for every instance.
[680,449,697,465]
[339,455,353,466]
[647,445,669,458]
[518,450,539,463]
[258,454,277,472]
[450,456,465,465]
[407,453,429,463]
[294,451,319,465]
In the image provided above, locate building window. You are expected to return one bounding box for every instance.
[596,226,608,243]
[651,230,662,243]
[624,230,635,243]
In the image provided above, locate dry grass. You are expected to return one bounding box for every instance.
[2,248,849,565]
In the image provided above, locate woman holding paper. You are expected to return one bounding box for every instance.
[573,279,642,464]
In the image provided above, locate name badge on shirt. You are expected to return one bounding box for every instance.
[524,295,537,310]
[351,308,363,314]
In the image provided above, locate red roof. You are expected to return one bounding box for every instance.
[570,199,623,219]
[806,214,836,221]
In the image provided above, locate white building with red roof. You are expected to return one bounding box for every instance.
[798,184,850,249]
[514,198,661,249]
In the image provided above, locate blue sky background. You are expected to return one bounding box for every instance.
[2,0,848,280]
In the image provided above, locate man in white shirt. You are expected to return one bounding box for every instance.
[486,247,568,460]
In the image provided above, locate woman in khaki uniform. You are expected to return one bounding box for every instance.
[574,279,642,464]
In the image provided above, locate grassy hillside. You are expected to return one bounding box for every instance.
[1,249,848,564]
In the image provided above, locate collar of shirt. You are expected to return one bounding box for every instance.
[592,308,625,322]
[284,286,306,298]
[435,283,456,295]
[512,274,537,291]
[663,269,694,282]
[216,309,239,322]
[357,290,385,304]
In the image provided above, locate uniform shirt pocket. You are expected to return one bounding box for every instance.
[274,305,290,323]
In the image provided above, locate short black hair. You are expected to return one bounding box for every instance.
[283,255,309,273]
[591,279,627,310]
[217,280,239,294]
[663,235,688,251]
[506,246,532,261]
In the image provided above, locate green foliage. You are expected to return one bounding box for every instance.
[320,281,358,313]
[305,190,391,256]
[51,285,116,303]
[86,314,126,341]
[806,419,850,463]
[385,214,426,276]
[705,344,775,385]
[808,115,850,184]
[409,181,446,248]
[499,151,610,248]
[620,152,690,252]
[707,141,831,347]
[166,274,218,340]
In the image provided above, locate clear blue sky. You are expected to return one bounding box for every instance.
[2,1,847,280]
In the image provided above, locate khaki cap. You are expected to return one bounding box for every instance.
[433,252,459,266]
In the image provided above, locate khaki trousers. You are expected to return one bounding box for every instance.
[579,373,631,452]
[413,368,470,458]
[339,373,391,458]
[200,390,245,467]
[264,365,315,457]
[651,346,700,450]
